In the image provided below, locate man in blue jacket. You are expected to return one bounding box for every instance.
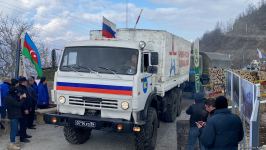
[198,96,244,150]
[37,77,49,109]
[0,78,11,119]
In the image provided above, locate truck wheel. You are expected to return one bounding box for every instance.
[63,124,92,144]
[176,89,183,116]
[135,107,158,150]
[161,91,177,122]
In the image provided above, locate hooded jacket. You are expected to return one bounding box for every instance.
[200,108,244,150]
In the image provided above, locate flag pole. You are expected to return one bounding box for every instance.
[134,9,143,29]
[15,33,22,78]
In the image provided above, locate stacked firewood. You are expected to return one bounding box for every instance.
[232,70,258,83]
[208,68,226,93]
[258,71,266,81]
[209,68,226,85]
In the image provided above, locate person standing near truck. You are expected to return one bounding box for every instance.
[17,77,32,143]
[198,96,244,150]
[0,77,11,119]
[37,77,49,109]
[27,77,37,129]
[6,80,26,150]
[186,93,208,150]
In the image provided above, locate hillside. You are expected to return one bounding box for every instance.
[200,2,266,68]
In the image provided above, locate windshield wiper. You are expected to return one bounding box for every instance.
[77,64,98,74]
[61,65,79,72]
[61,65,83,76]
[97,66,121,78]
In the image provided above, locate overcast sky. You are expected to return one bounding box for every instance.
[0,0,261,49]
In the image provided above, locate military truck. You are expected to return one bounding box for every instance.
[44,29,191,149]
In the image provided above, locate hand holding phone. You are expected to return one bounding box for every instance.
[195,122,203,128]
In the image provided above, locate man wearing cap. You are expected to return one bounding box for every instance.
[198,96,244,150]
[17,77,32,143]
[186,93,208,150]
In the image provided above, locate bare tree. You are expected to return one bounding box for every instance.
[0,14,32,77]
[0,14,50,77]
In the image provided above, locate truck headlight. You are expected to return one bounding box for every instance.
[58,96,66,104]
[121,101,129,110]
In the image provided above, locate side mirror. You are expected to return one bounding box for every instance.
[150,52,159,66]
[147,66,158,74]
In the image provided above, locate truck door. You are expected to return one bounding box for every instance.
[137,53,153,108]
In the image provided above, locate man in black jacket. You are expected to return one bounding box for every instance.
[198,96,244,150]
[186,93,208,150]
[27,78,37,129]
[6,84,26,150]
[17,77,32,143]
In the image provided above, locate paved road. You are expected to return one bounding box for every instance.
[0,97,193,150]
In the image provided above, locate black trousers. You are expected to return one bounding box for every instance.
[19,117,28,140]
[28,110,35,127]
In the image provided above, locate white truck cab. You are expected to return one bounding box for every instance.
[45,29,191,150]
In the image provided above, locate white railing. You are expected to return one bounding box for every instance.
[226,70,261,149]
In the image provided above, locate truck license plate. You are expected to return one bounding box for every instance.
[74,120,96,128]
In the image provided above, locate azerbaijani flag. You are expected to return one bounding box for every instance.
[22,33,43,77]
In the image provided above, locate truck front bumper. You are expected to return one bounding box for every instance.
[44,113,135,133]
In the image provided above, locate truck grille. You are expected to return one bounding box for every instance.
[68,96,118,109]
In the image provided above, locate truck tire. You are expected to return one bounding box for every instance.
[161,90,177,122]
[176,88,182,116]
[63,124,92,144]
[135,107,158,150]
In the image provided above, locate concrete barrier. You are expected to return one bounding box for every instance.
[176,120,190,150]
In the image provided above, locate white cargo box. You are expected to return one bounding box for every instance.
[90,29,191,95]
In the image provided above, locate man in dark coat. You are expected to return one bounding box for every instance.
[17,77,32,143]
[186,93,208,150]
[6,80,25,150]
[27,77,38,129]
[198,96,244,150]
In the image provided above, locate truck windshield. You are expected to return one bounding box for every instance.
[60,46,139,75]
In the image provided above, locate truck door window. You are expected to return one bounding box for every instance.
[144,54,149,72]
[62,51,78,66]
[68,52,77,65]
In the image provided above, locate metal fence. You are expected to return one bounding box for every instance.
[226,70,261,149]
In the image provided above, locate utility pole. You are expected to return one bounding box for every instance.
[15,35,21,78]
[126,0,128,28]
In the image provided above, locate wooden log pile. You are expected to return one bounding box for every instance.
[209,68,226,85]
[232,70,258,83]
[208,68,226,93]
[258,71,266,81]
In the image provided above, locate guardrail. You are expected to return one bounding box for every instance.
[225,70,261,149]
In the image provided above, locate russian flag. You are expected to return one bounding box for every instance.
[102,17,116,38]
